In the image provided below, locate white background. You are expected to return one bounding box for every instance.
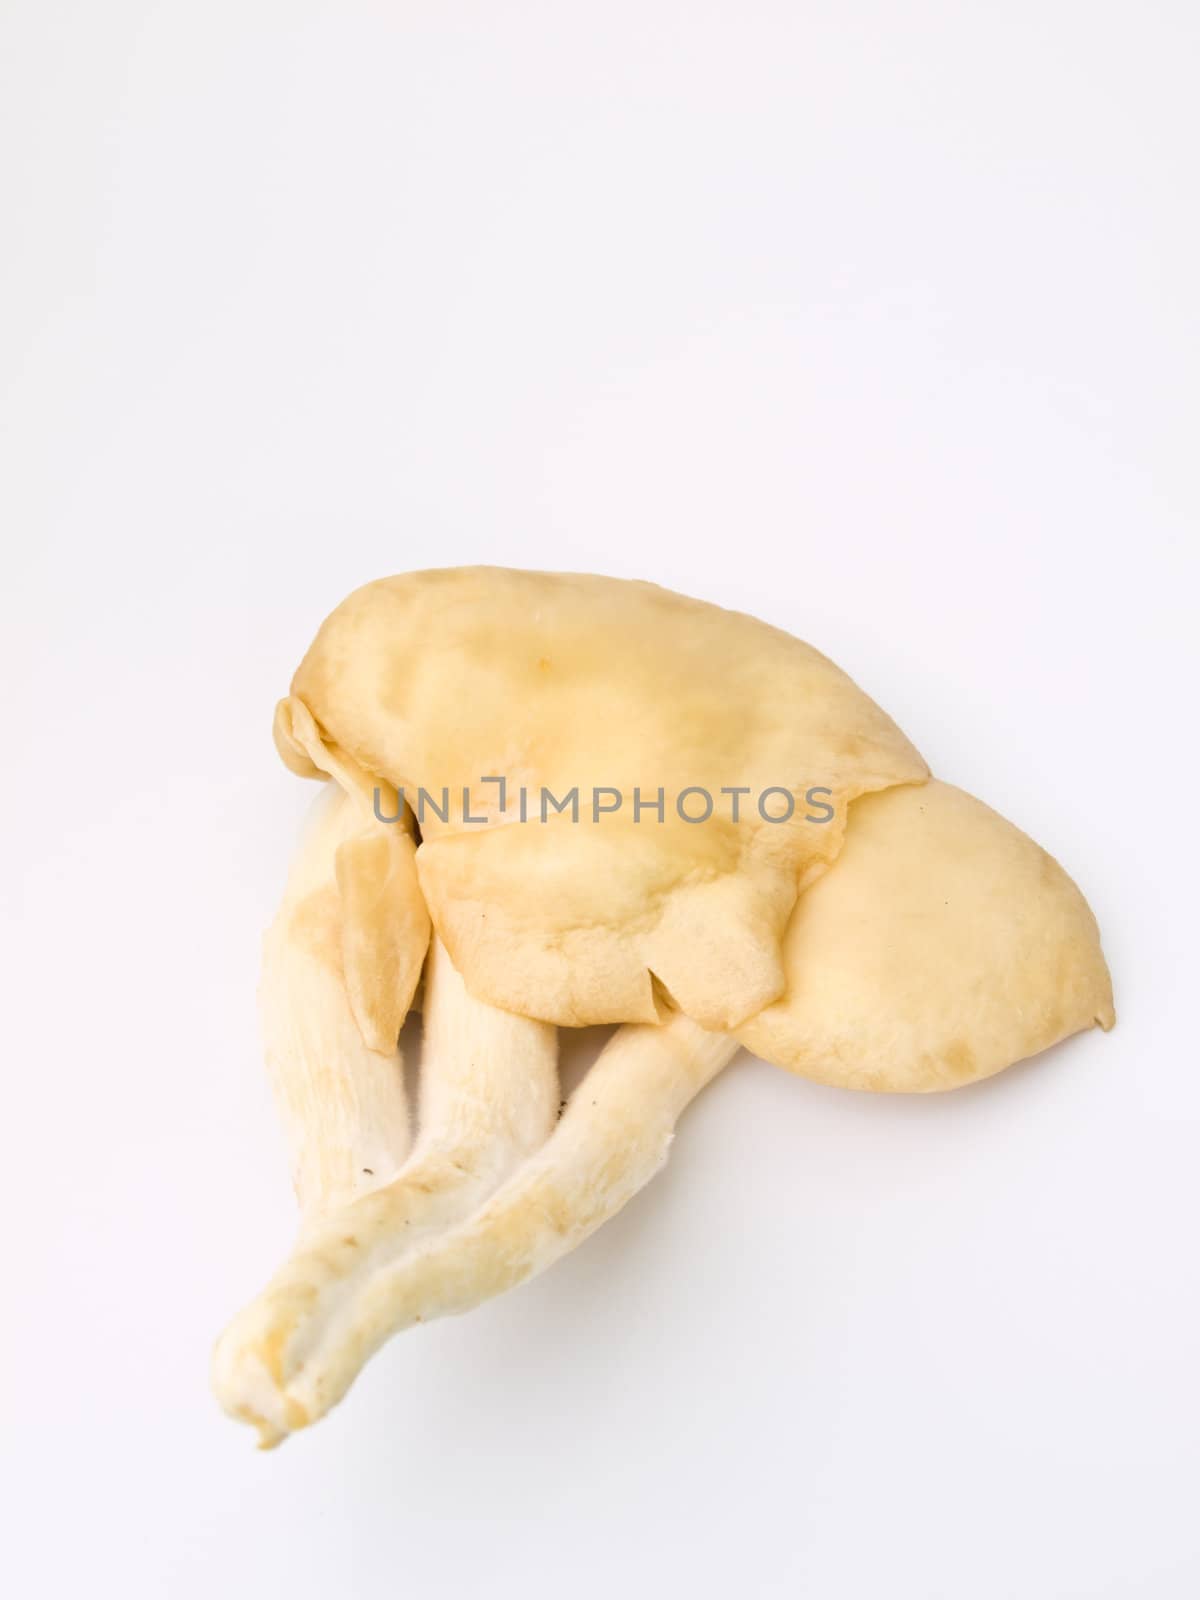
[2,4,1197,1597]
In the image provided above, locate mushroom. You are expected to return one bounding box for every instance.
[212,568,1113,1446]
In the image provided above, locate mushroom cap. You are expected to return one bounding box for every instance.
[736,780,1115,1090]
[277,568,928,1029]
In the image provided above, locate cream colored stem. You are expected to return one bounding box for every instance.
[263,788,413,1215]
[249,1013,739,1441]
[212,938,558,1444]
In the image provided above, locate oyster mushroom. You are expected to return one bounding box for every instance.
[213,569,1113,1445]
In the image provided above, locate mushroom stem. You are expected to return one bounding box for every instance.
[245,1013,740,1440]
[262,789,413,1214]
[212,937,559,1445]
